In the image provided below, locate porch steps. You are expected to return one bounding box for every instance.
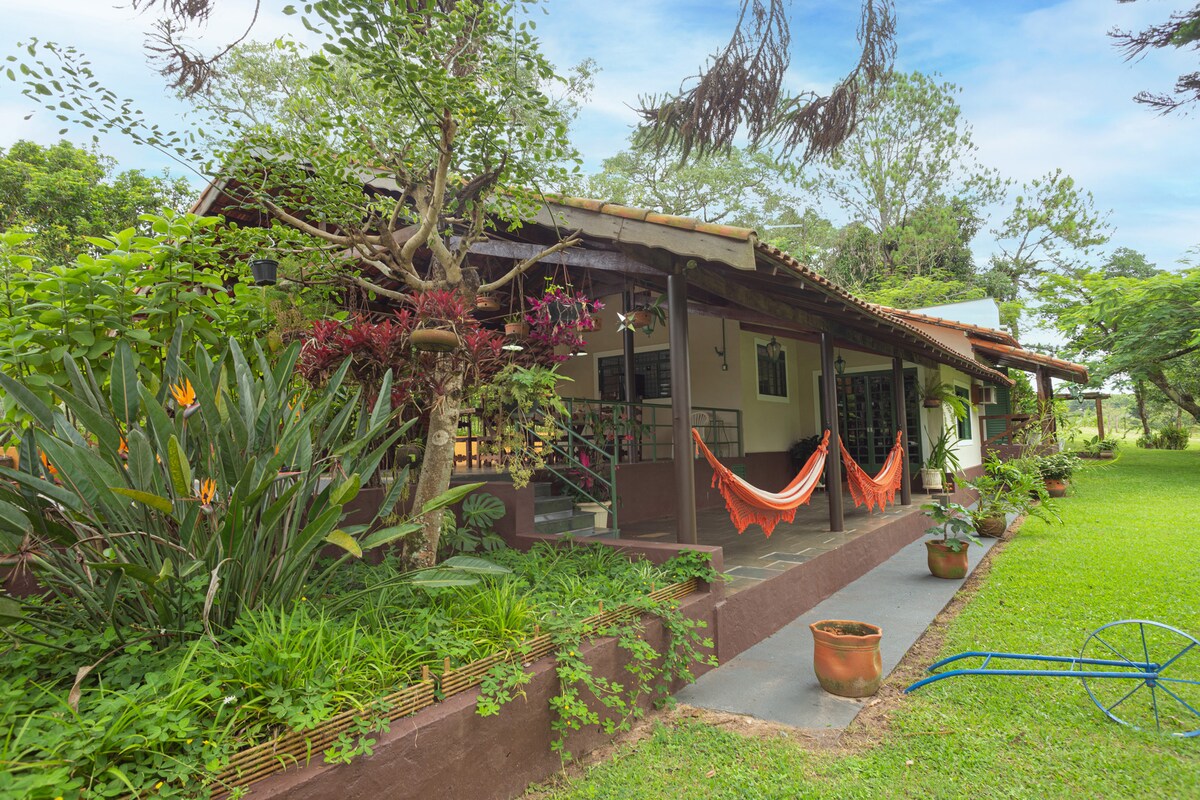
[530,481,617,540]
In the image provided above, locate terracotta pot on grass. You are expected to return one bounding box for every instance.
[810,620,883,698]
[1044,478,1067,498]
[926,540,969,579]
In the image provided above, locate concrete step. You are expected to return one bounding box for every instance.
[534,511,597,536]
[532,481,554,498]
[534,495,574,516]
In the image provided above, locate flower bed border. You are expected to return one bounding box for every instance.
[212,579,698,796]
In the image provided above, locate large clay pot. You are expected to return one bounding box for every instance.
[411,328,460,352]
[810,620,883,698]
[926,540,970,579]
[1044,478,1067,498]
[975,514,1007,538]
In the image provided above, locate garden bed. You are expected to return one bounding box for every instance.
[1,544,715,799]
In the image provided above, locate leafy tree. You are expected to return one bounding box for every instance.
[582,139,800,225]
[802,71,1004,282]
[1037,250,1200,422]
[1110,1,1200,113]
[0,139,190,263]
[986,169,1112,308]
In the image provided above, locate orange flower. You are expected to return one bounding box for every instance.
[118,437,129,459]
[169,379,200,418]
[169,378,196,407]
[39,450,58,477]
[197,477,217,513]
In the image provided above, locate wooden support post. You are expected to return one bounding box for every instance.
[669,271,698,544]
[821,333,845,532]
[1095,397,1106,439]
[893,357,912,506]
[622,287,638,463]
[1036,368,1055,440]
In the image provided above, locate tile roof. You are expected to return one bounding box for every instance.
[873,306,1020,347]
[969,339,1089,384]
[539,194,757,242]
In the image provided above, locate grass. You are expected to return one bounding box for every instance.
[532,446,1200,799]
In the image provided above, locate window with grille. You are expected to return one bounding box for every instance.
[956,386,973,440]
[757,342,787,398]
[598,349,671,400]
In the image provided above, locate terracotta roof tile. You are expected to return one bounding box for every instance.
[969,339,1089,384]
[644,212,699,231]
[753,242,1012,386]
[877,306,1020,347]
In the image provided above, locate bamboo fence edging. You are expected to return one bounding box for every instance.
[211,579,699,797]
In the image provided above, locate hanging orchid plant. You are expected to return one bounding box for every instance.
[525,286,603,361]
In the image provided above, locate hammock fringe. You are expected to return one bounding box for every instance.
[838,431,905,513]
[692,428,829,537]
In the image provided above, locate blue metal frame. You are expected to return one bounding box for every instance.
[904,620,1200,738]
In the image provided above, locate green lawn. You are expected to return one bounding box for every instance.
[532,447,1200,799]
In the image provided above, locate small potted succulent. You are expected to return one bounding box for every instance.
[1037,452,1081,498]
[922,499,980,579]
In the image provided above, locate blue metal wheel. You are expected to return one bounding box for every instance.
[1078,620,1200,737]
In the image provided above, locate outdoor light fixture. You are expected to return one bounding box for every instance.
[572,350,589,358]
[835,354,846,375]
[765,337,783,360]
[714,319,729,371]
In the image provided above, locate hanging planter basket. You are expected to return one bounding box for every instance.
[249,258,278,287]
[547,299,582,327]
[411,328,461,353]
[475,295,501,312]
[504,320,530,339]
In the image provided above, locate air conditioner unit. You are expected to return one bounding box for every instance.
[971,385,997,405]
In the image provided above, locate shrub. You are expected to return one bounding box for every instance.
[0,336,478,648]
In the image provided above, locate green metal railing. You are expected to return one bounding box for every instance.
[559,398,743,463]
[454,398,743,533]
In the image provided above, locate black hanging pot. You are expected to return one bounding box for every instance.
[249,258,279,286]
[548,299,581,326]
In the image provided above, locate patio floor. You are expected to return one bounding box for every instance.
[619,491,939,593]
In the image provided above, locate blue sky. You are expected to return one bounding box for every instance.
[2,0,1196,272]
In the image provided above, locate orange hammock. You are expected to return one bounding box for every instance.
[692,428,830,537]
[838,431,905,513]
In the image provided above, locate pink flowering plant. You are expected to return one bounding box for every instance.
[525,286,603,361]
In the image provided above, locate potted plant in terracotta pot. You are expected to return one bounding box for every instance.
[922,499,980,579]
[1037,452,1081,498]
[410,289,469,352]
[964,466,1058,538]
[617,294,667,334]
[922,376,969,419]
[503,313,530,339]
[809,619,883,697]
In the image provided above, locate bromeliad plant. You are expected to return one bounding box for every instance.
[0,334,481,648]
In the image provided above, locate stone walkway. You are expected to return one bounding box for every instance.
[674,533,999,730]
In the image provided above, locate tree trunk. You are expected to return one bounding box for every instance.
[1134,380,1151,436]
[1145,367,1200,424]
[411,356,464,568]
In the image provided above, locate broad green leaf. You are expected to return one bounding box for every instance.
[324,529,362,558]
[88,561,160,587]
[440,555,512,575]
[110,340,140,426]
[0,499,31,535]
[420,482,484,516]
[0,596,23,626]
[0,371,58,432]
[328,473,361,506]
[110,487,174,514]
[0,466,81,512]
[167,435,192,496]
[409,569,482,588]
[359,522,420,550]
